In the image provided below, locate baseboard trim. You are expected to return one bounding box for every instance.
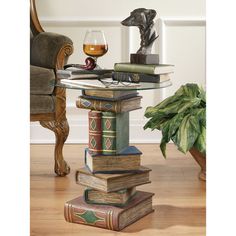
[30,120,162,144]
[30,139,162,144]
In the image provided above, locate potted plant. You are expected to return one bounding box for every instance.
[144,83,206,181]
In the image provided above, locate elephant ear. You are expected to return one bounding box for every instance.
[146,9,156,23]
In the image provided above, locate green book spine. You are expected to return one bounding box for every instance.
[102,112,129,155]
[114,63,174,74]
[114,63,156,74]
[83,188,137,207]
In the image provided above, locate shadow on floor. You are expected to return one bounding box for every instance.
[123,204,206,232]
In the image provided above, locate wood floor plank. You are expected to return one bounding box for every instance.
[31,144,206,236]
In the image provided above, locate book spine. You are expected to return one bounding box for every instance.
[112,71,160,83]
[81,93,139,102]
[76,97,121,113]
[84,188,137,207]
[83,188,91,203]
[114,63,156,74]
[102,112,129,155]
[88,111,102,154]
[64,202,119,230]
[87,168,142,175]
[102,112,116,155]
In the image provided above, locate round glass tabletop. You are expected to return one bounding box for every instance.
[56,79,172,91]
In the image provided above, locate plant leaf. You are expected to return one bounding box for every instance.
[177,97,201,113]
[194,126,206,155]
[143,116,170,130]
[199,86,206,103]
[172,114,199,154]
[175,83,200,98]
[144,94,184,118]
[160,139,167,158]
[191,108,206,128]
[157,99,185,115]
[160,113,185,141]
[153,97,201,117]
[143,83,206,158]
[152,93,182,110]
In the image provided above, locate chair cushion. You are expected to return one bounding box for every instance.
[30,65,55,95]
[30,95,55,114]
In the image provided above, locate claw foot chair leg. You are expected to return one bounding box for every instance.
[40,119,70,176]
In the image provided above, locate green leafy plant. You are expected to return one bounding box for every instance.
[144,83,206,158]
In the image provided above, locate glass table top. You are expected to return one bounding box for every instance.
[56,79,172,91]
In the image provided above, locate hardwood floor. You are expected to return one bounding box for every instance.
[30,144,206,236]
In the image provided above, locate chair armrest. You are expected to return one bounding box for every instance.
[30,32,73,69]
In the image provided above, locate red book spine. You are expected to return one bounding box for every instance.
[88,111,102,154]
[64,200,118,230]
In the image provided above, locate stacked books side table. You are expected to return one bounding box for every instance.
[57,79,172,231]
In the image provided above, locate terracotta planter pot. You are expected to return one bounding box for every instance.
[189,148,206,181]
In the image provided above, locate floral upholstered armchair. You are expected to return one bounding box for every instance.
[30,0,73,176]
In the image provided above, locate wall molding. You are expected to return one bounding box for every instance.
[158,17,206,99]
[40,17,123,27]
[162,17,206,26]
[40,16,206,26]
[158,17,206,63]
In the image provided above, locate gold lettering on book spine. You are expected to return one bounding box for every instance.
[68,204,71,222]
[106,210,114,230]
[66,203,70,222]
[106,211,110,229]
[114,102,118,112]
[64,203,68,222]
[109,210,114,230]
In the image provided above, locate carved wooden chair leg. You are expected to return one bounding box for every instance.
[40,118,70,176]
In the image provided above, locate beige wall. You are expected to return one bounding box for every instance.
[36,0,205,18]
[30,0,206,143]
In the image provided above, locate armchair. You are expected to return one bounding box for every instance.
[30,0,73,176]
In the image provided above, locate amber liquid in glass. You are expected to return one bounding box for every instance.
[83,44,108,57]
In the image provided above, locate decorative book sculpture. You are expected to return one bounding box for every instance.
[61,9,174,227]
[62,10,174,227]
[64,88,155,231]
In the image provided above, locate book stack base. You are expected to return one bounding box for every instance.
[64,90,154,231]
[65,191,154,231]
